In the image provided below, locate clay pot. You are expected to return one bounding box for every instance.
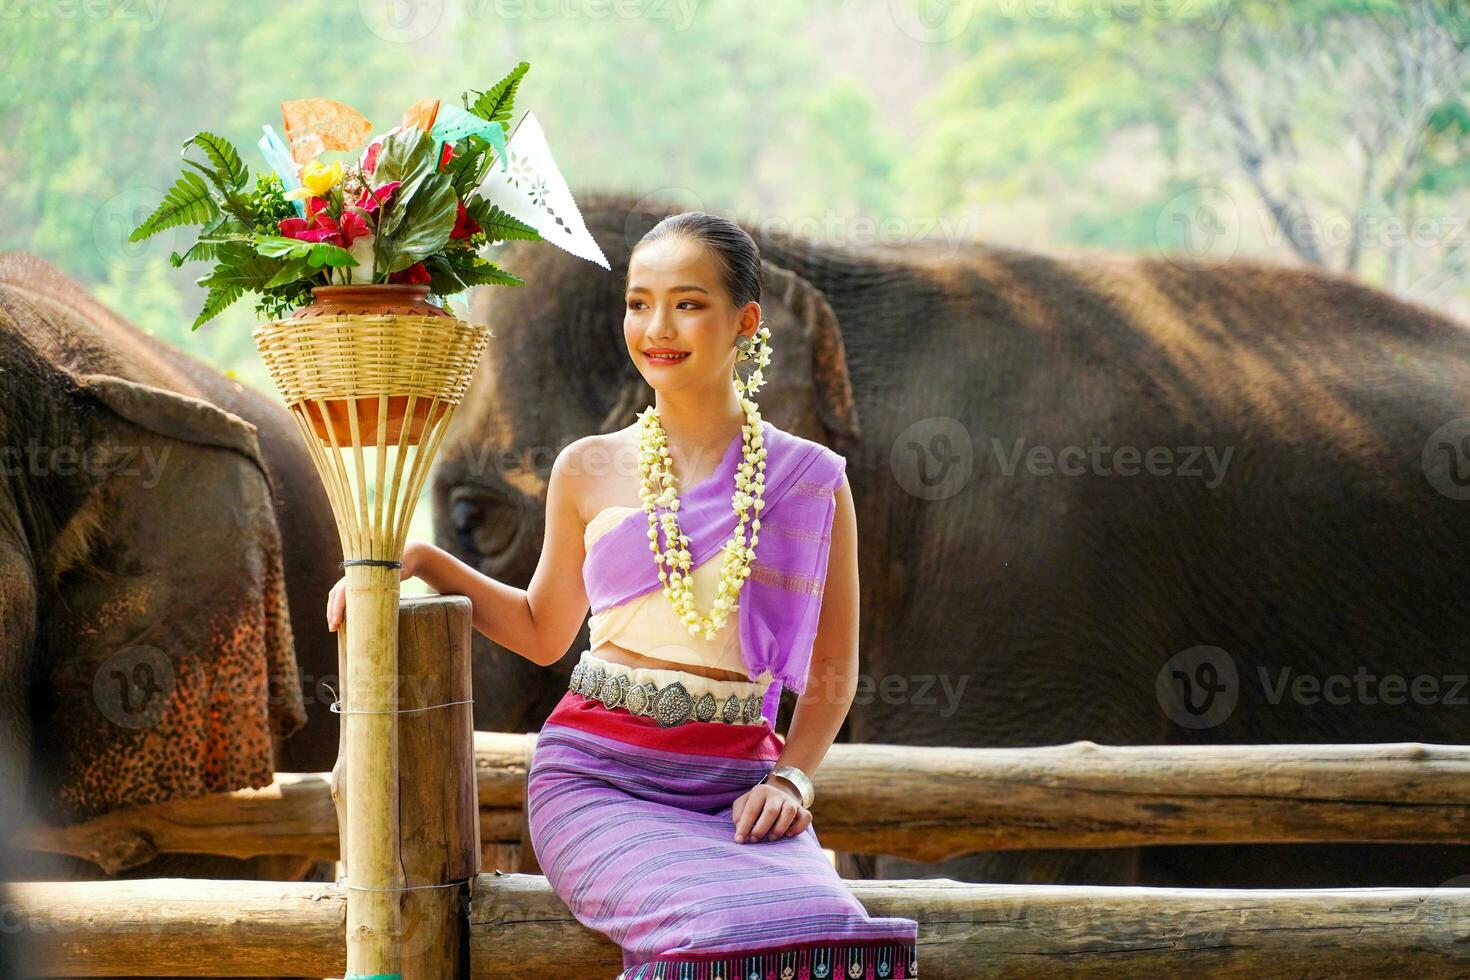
[292,284,453,445]
[289,284,453,320]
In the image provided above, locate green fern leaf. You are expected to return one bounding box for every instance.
[465,61,530,130]
[182,132,249,190]
[466,199,541,242]
[130,172,217,242]
[191,282,244,331]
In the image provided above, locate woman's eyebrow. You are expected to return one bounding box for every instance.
[626,285,711,294]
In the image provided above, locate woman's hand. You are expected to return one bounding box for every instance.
[731,775,812,843]
[325,541,429,632]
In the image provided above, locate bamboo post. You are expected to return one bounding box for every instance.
[254,311,490,978]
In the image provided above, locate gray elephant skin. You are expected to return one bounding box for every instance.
[434,192,1470,891]
[0,254,342,979]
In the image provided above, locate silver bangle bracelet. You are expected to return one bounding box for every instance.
[764,764,814,808]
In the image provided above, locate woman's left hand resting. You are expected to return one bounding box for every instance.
[731,777,812,843]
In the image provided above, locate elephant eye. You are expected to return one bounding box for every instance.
[447,484,521,558]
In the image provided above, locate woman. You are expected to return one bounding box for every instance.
[327,211,919,978]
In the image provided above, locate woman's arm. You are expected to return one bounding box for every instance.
[731,472,858,842]
[773,471,859,781]
[326,440,594,668]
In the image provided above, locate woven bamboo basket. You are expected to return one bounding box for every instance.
[251,287,492,559]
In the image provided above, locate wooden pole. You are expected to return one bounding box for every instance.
[340,563,404,978]
[395,594,479,979]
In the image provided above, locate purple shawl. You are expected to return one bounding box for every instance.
[583,420,847,723]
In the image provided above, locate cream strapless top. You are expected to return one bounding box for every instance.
[584,505,768,682]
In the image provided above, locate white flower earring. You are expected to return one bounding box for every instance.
[733,318,772,395]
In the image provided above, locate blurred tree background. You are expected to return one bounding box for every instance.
[3,0,1466,381]
[3,0,1464,587]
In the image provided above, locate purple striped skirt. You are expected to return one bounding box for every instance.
[527,681,920,979]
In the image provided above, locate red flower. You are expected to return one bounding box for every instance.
[278,196,369,248]
[362,141,381,174]
[450,198,481,240]
[438,142,455,172]
[389,261,431,285]
[336,210,370,247]
[355,180,400,214]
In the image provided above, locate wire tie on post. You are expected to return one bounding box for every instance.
[322,682,473,716]
[334,875,472,893]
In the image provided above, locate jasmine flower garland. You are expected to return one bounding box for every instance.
[637,395,768,641]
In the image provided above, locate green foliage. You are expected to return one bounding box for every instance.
[465,61,529,132]
[466,199,539,243]
[252,234,358,268]
[376,172,458,275]
[131,173,218,242]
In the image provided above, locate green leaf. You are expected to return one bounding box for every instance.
[252,234,359,268]
[263,255,313,288]
[191,282,243,331]
[457,257,524,287]
[171,214,245,266]
[130,172,217,242]
[466,61,529,131]
[376,173,457,275]
[446,138,489,198]
[465,199,541,242]
[371,126,440,238]
[182,132,248,190]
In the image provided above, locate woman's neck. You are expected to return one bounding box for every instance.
[650,386,748,463]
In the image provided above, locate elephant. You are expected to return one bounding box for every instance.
[0,253,343,978]
[433,192,1470,891]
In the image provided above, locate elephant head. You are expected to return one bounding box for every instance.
[434,193,861,732]
[0,254,308,829]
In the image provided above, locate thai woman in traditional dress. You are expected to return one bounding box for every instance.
[328,211,919,978]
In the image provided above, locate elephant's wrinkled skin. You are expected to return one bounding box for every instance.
[434,193,1470,891]
[0,254,341,979]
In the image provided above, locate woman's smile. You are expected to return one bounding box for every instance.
[643,347,691,365]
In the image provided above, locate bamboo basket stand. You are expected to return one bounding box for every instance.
[253,297,491,979]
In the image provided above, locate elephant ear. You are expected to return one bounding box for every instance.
[755,261,861,448]
[76,373,276,496]
[598,263,861,448]
[31,372,306,826]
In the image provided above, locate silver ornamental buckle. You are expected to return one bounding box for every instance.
[567,660,763,727]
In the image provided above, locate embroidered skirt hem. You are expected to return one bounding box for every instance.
[619,936,918,978]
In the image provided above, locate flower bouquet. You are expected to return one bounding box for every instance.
[131,61,607,447]
[130,61,547,328]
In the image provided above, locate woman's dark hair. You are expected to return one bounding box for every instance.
[629,211,762,309]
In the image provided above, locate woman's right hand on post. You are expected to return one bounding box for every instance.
[326,541,427,632]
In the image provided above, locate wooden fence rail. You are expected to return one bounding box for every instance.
[9,876,1470,978]
[15,738,1470,871]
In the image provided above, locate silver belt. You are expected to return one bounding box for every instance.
[568,660,767,727]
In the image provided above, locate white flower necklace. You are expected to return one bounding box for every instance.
[636,397,768,640]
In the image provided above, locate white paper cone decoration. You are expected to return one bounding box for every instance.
[477,110,611,270]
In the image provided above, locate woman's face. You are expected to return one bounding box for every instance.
[623,235,756,392]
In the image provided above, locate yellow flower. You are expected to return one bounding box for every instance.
[284,159,343,201]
